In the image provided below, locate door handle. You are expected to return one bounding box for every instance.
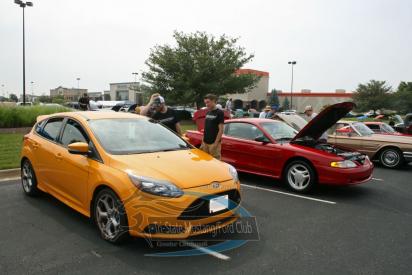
[55,153,63,160]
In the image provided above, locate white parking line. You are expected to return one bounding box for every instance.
[241,183,336,205]
[182,241,231,261]
[0,177,21,183]
[371,177,384,181]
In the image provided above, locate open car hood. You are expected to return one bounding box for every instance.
[291,102,355,142]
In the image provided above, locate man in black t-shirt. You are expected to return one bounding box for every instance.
[141,93,182,135]
[78,93,90,111]
[200,94,224,159]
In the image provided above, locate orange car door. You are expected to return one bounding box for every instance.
[53,118,90,209]
[32,117,65,189]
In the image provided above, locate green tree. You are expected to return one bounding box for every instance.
[353,80,393,113]
[38,95,51,103]
[142,31,260,108]
[269,89,280,106]
[394,81,412,114]
[9,94,18,102]
[51,95,65,105]
[282,97,290,110]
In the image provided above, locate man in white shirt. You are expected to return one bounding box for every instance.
[303,105,328,142]
[259,106,271,118]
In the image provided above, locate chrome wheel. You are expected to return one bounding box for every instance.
[21,160,38,196]
[380,149,401,168]
[95,193,122,240]
[22,162,33,193]
[287,163,311,191]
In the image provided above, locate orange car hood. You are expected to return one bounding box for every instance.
[109,148,232,189]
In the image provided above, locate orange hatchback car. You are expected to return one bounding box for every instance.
[20,111,241,243]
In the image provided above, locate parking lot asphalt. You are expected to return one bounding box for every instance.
[1,165,412,274]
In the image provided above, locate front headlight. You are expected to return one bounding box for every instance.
[228,164,239,183]
[330,160,357,168]
[127,172,183,198]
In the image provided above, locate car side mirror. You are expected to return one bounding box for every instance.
[255,135,270,144]
[68,142,90,155]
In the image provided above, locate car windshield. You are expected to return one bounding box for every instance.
[352,122,374,136]
[261,121,297,141]
[381,123,396,133]
[88,118,189,155]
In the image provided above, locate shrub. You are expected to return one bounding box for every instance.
[0,105,71,128]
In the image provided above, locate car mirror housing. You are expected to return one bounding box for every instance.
[68,142,90,155]
[255,135,270,144]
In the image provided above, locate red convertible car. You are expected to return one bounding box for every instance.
[186,102,373,193]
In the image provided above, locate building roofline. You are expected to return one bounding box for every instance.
[109,82,139,85]
[235,69,269,77]
[276,92,353,97]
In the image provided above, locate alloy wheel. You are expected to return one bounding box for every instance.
[287,163,311,191]
[95,194,122,240]
[21,161,34,193]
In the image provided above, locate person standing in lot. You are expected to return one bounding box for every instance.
[141,93,182,135]
[259,106,271,118]
[78,93,90,111]
[201,94,224,159]
[303,105,317,121]
[303,105,328,142]
[225,98,232,111]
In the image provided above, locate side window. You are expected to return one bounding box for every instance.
[61,119,89,147]
[367,124,380,132]
[223,123,230,135]
[226,123,264,141]
[39,118,64,141]
[34,120,46,134]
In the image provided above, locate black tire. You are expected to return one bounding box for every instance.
[21,159,40,196]
[379,147,404,169]
[93,188,129,244]
[283,160,316,193]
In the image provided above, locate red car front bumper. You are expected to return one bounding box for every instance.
[317,161,374,186]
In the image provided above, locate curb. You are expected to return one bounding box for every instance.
[0,168,20,180]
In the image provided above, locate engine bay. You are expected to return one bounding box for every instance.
[293,139,367,164]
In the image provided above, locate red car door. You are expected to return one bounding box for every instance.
[222,122,277,176]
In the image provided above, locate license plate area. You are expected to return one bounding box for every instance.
[209,195,229,213]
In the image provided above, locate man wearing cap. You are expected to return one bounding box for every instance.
[303,105,328,142]
[259,106,271,118]
[141,93,182,135]
[303,105,317,121]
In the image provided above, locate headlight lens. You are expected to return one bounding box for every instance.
[228,164,239,183]
[127,172,183,197]
[330,160,357,168]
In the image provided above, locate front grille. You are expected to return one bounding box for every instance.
[178,189,241,220]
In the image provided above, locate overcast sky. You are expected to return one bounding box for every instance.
[1,0,411,96]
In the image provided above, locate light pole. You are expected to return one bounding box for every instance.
[30,81,34,102]
[15,0,33,106]
[288,61,297,110]
[132,72,139,83]
[76,77,80,89]
[1,84,4,97]
[132,72,139,104]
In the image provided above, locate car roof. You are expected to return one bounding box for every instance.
[37,111,147,122]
